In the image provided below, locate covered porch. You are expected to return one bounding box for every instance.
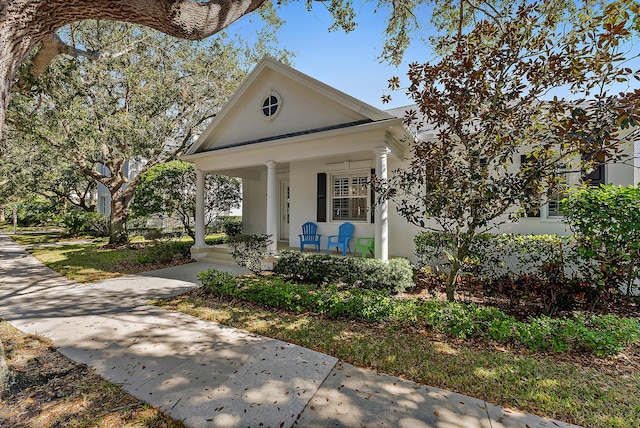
[187,140,399,262]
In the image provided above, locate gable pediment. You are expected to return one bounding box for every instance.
[187,57,393,155]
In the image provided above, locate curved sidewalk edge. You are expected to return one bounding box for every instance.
[0,234,580,427]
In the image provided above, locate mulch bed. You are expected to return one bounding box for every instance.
[0,324,182,428]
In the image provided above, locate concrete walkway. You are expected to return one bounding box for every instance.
[0,234,579,427]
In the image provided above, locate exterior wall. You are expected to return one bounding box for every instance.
[206,69,369,151]
[289,158,378,252]
[387,140,638,242]
[231,139,638,263]
[241,170,267,235]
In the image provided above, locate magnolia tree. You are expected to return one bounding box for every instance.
[380,1,640,301]
[130,160,241,241]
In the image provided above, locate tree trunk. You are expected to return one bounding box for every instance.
[0,0,266,140]
[445,235,472,302]
[0,339,8,395]
[109,195,129,245]
[445,258,459,302]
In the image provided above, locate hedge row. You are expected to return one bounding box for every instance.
[273,250,414,293]
[198,268,640,356]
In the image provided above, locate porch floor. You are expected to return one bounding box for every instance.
[193,240,374,264]
[277,241,372,258]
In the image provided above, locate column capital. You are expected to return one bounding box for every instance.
[373,146,391,155]
[265,160,277,168]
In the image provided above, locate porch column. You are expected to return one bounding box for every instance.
[194,168,206,248]
[265,161,278,254]
[374,147,390,262]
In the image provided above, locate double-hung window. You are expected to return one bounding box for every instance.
[331,172,369,222]
[546,163,574,218]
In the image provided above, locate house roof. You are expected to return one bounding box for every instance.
[185,56,399,156]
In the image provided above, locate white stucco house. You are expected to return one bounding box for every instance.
[182,56,639,263]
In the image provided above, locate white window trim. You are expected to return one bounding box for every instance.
[541,163,577,221]
[260,90,282,121]
[329,170,370,223]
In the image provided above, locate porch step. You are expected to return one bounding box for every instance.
[194,245,238,266]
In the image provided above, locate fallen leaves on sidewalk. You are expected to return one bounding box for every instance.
[0,321,183,428]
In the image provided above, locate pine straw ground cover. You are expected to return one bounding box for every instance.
[0,322,183,428]
[153,288,640,428]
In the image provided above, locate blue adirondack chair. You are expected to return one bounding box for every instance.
[326,222,355,256]
[299,221,321,252]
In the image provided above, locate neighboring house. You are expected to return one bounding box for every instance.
[96,161,142,215]
[181,56,639,262]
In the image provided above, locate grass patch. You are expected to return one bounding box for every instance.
[0,321,183,427]
[26,241,144,283]
[14,236,192,283]
[154,292,640,428]
[9,232,96,247]
[10,234,225,283]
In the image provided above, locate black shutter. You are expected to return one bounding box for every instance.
[584,164,605,186]
[370,168,375,224]
[317,173,327,222]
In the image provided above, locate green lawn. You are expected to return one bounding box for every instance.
[7,232,224,283]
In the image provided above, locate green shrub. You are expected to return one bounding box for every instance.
[85,212,109,237]
[227,234,272,273]
[210,215,242,234]
[415,231,599,315]
[16,196,59,227]
[60,209,91,236]
[221,216,243,236]
[197,268,640,356]
[205,235,228,245]
[563,184,640,298]
[133,240,191,264]
[143,228,164,241]
[60,210,109,237]
[273,250,414,293]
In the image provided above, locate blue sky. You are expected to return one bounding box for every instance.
[231,1,433,110]
[228,2,639,110]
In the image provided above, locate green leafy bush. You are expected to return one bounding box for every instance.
[60,210,109,237]
[85,212,110,237]
[211,216,243,236]
[198,268,640,356]
[133,240,191,264]
[563,184,640,298]
[16,196,59,227]
[273,250,414,293]
[415,231,599,315]
[60,209,90,236]
[227,234,272,273]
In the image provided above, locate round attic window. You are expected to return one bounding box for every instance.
[261,92,281,120]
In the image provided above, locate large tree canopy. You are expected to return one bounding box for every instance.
[130,160,241,241]
[0,0,271,139]
[4,0,630,140]
[4,19,285,243]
